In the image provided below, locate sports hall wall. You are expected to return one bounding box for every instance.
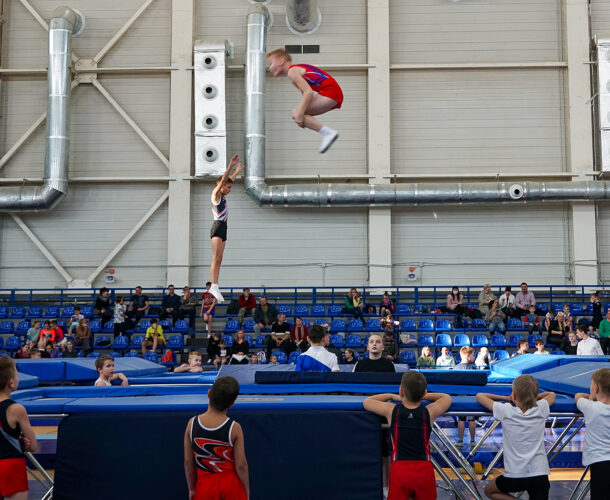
[0,0,608,288]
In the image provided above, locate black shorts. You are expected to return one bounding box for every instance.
[495,474,549,500]
[590,460,610,500]
[210,220,227,241]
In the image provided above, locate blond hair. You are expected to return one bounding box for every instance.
[513,374,539,411]
[267,48,292,62]
[459,346,474,357]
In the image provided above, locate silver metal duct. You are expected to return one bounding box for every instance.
[0,6,84,212]
[286,0,321,35]
[244,4,610,207]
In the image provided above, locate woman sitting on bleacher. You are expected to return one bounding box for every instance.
[436,346,455,368]
[416,346,435,369]
[290,317,309,352]
[546,309,567,348]
[344,288,365,325]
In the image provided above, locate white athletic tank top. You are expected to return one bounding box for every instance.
[211,194,228,222]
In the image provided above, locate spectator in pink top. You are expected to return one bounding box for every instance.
[442,286,466,328]
[515,282,536,317]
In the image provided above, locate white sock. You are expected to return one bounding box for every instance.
[319,125,334,136]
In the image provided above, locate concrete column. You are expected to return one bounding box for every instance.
[565,0,598,285]
[367,0,392,286]
[167,0,193,286]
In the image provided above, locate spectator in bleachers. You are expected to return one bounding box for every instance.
[230,330,250,365]
[15,342,32,359]
[175,351,204,373]
[486,299,506,334]
[62,339,78,358]
[475,347,491,368]
[75,318,91,354]
[354,333,395,372]
[113,296,127,337]
[344,288,365,325]
[179,286,197,331]
[576,325,604,356]
[213,338,230,369]
[237,288,257,326]
[94,287,113,325]
[290,316,309,352]
[30,349,42,359]
[128,286,149,325]
[598,310,610,355]
[37,320,53,349]
[416,346,435,369]
[381,314,399,336]
[249,354,258,364]
[382,329,399,362]
[95,355,128,387]
[266,313,295,358]
[159,284,180,326]
[512,340,530,357]
[456,346,475,370]
[478,284,496,316]
[141,318,165,355]
[343,348,357,364]
[253,296,278,336]
[50,320,66,349]
[207,332,222,363]
[515,282,536,318]
[533,339,549,355]
[562,304,574,333]
[546,311,568,349]
[379,292,394,318]
[562,331,579,355]
[67,306,84,336]
[44,341,60,358]
[27,319,41,344]
[269,354,278,365]
[436,346,456,368]
[200,282,217,337]
[498,286,517,318]
[442,286,467,328]
[524,305,542,334]
[590,292,603,331]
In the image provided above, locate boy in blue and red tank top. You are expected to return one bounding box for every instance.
[0,356,38,499]
[364,372,452,500]
[184,376,249,500]
[267,48,343,153]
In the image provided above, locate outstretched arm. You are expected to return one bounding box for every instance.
[212,154,241,202]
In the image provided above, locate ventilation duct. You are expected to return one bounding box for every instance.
[0,6,84,212]
[286,0,321,35]
[244,4,610,207]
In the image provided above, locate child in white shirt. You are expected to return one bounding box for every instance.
[533,339,549,355]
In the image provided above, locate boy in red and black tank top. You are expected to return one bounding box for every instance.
[0,356,38,499]
[364,372,452,500]
[184,376,249,500]
[267,48,343,154]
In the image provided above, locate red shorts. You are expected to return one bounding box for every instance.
[0,458,28,496]
[318,82,343,109]
[194,471,246,500]
[388,460,436,500]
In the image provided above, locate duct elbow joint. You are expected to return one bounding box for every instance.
[52,6,86,36]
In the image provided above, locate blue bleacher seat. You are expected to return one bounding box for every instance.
[27,306,42,319]
[347,319,363,332]
[288,351,300,364]
[365,319,381,332]
[223,335,234,348]
[124,351,139,358]
[328,304,342,317]
[493,350,509,361]
[277,305,291,316]
[569,303,584,315]
[0,337,3,349]
[137,320,151,334]
[129,335,145,349]
[507,318,523,331]
[168,335,184,350]
[414,304,428,315]
[314,319,329,328]
[109,351,122,358]
[0,321,14,334]
[81,305,94,319]
[551,349,566,355]
[302,319,311,327]
[417,319,434,332]
[224,320,239,334]
[537,303,549,313]
[44,306,59,318]
[418,334,434,347]
[242,320,255,333]
[244,335,253,345]
[294,305,308,316]
[255,336,266,348]
[60,306,74,318]
[15,320,31,334]
[453,334,471,347]
[5,336,21,351]
[9,307,25,319]
[472,334,489,348]
[173,320,189,334]
[470,318,487,331]
[435,333,452,348]
[396,304,411,316]
[159,320,172,333]
[345,334,362,348]
[400,350,417,366]
[272,351,287,364]
[400,319,417,332]
[508,334,524,347]
[87,352,101,358]
[329,334,345,348]
[100,321,113,333]
[435,319,452,332]
[143,352,158,363]
[94,336,111,349]
[110,335,129,351]
[330,319,346,333]
[0,307,7,319]
[310,305,325,317]
[528,334,543,347]
[552,303,563,313]
[490,334,507,348]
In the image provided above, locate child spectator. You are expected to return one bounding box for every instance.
[343,348,357,364]
[0,356,38,499]
[269,354,278,365]
[213,338,229,369]
[249,354,258,365]
[590,292,603,331]
[363,372,452,500]
[141,318,166,355]
[45,342,60,359]
[200,282,216,337]
[576,324,604,356]
[175,351,204,373]
[512,340,529,357]
[295,324,340,372]
[68,306,84,336]
[184,376,249,500]
[436,346,456,368]
[533,339,549,355]
[62,339,78,358]
[230,331,250,365]
[379,292,394,318]
[382,330,399,362]
[49,320,65,347]
[476,376,555,500]
[475,347,491,368]
[37,320,53,348]
[354,333,396,373]
[416,346,435,369]
[26,320,41,344]
[94,355,128,387]
[75,318,91,354]
[381,314,399,336]
[113,295,127,336]
[524,305,542,334]
[237,288,256,326]
[206,332,221,364]
[561,331,579,355]
[290,316,309,352]
[487,299,506,334]
[574,368,610,500]
[29,350,42,359]
[456,346,475,369]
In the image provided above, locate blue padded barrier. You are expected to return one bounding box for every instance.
[533,361,610,396]
[16,372,38,389]
[16,360,66,382]
[491,354,610,378]
[127,372,218,385]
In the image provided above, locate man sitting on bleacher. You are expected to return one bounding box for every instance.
[266,313,295,358]
[253,297,277,337]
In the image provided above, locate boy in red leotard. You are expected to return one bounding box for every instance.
[267,48,343,153]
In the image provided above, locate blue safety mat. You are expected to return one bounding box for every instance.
[17,372,38,389]
[127,372,218,385]
[534,361,610,396]
[491,354,610,378]
[16,359,65,381]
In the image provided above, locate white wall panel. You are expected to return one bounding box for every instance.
[390,0,563,64]
[591,0,610,36]
[391,69,567,175]
[392,205,571,286]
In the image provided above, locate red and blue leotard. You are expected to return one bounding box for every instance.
[289,64,343,109]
